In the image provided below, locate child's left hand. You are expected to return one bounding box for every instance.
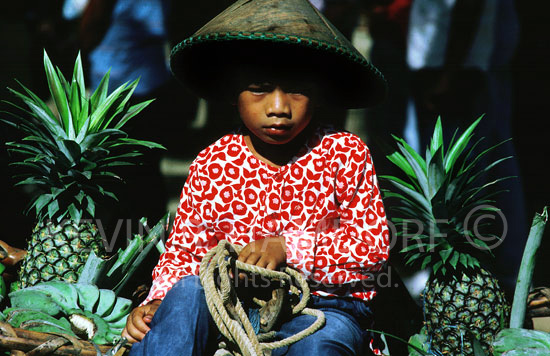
[237,236,286,271]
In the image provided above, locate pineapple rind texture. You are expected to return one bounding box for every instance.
[423,268,509,356]
[19,220,104,288]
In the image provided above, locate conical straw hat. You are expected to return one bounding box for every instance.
[170,0,387,108]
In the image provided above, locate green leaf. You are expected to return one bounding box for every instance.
[385,179,432,214]
[47,200,60,220]
[56,66,71,95]
[460,138,510,175]
[43,50,71,134]
[72,52,86,101]
[463,176,513,206]
[396,142,429,198]
[7,89,66,139]
[392,135,427,173]
[471,333,488,356]
[493,328,550,355]
[401,242,430,254]
[50,187,64,199]
[57,140,81,165]
[75,190,85,204]
[510,208,548,329]
[380,175,415,191]
[459,253,469,268]
[420,255,432,270]
[386,150,415,177]
[76,116,91,144]
[90,70,110,113]
[86,196,96,218]
[439,248,453,264]
[433,260,443,275]
[102,190,118,201]
[405,252,422,266]
[69,77,81,133]
[13,176,48,187]
[76,97,90,136]
[80,129,126,151]
[33,194,53,216]
[430,116,444,156]
[89,81,131,132]
[114,99,154,129]
[67,203,82,224]
[469,237,494,251]
[22,135,57,151]
[115,138,166,150]
[427,145,445,199]
[6,141,44,155]
[99,79,141,130]
[449,251,459,269]
[444,115,483,173]
[466,157,512,187]
[9,79,58,122]
[107,235,144,277]
[97,159,137,169]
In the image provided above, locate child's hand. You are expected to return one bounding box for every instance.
[237,236,286,271]
[122,299,161,344]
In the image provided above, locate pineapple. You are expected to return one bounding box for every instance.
[2,51,163,288]
[383,116,509,355]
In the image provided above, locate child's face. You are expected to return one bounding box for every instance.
[237,79,315,145]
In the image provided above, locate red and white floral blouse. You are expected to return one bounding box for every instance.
[143,126,390,305]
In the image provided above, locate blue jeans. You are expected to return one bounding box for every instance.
[129,276,375,356]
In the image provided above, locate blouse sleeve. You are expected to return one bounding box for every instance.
[142,163,216,304]
[283,142,390,288]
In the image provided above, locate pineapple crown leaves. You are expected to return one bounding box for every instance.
[1,50,165,224]
[381,115,513,277]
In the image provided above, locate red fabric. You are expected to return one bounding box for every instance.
[143,126,389,305]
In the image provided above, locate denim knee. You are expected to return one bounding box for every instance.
[150,275,206,328]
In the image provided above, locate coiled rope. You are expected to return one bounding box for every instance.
[199,240,325,356]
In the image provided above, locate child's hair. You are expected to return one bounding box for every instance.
[223,52,324,102]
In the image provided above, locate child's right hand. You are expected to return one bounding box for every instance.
[237,236,286,272]
[122,299,161,344]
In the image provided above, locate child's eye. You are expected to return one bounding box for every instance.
[247,83,274,94]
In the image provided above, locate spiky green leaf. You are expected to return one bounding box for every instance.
[396,142,429,198]
[430,116,444,156]
[444,116,482,173]
[72,52,86,102]
[47,199,60,219]
[90,70,110,113]
[427,145,445,199]
[7,89,66,139]
[114,99,154,129]
[386,150,415,178]
[385,179,432,214]
[43,50,71,133]
[86,196,96,217]
[114,138,166,150]
[439,248,453,264]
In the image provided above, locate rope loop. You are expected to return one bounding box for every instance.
[199,240,325,356]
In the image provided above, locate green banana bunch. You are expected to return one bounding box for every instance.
[5,281,131,344]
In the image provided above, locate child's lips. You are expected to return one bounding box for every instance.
[264,124,292,135]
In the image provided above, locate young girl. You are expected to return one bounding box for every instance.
[123,0,390,355]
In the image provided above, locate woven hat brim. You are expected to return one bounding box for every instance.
[170,32,388,109]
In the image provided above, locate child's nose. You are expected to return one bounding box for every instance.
[265,88,291,118]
